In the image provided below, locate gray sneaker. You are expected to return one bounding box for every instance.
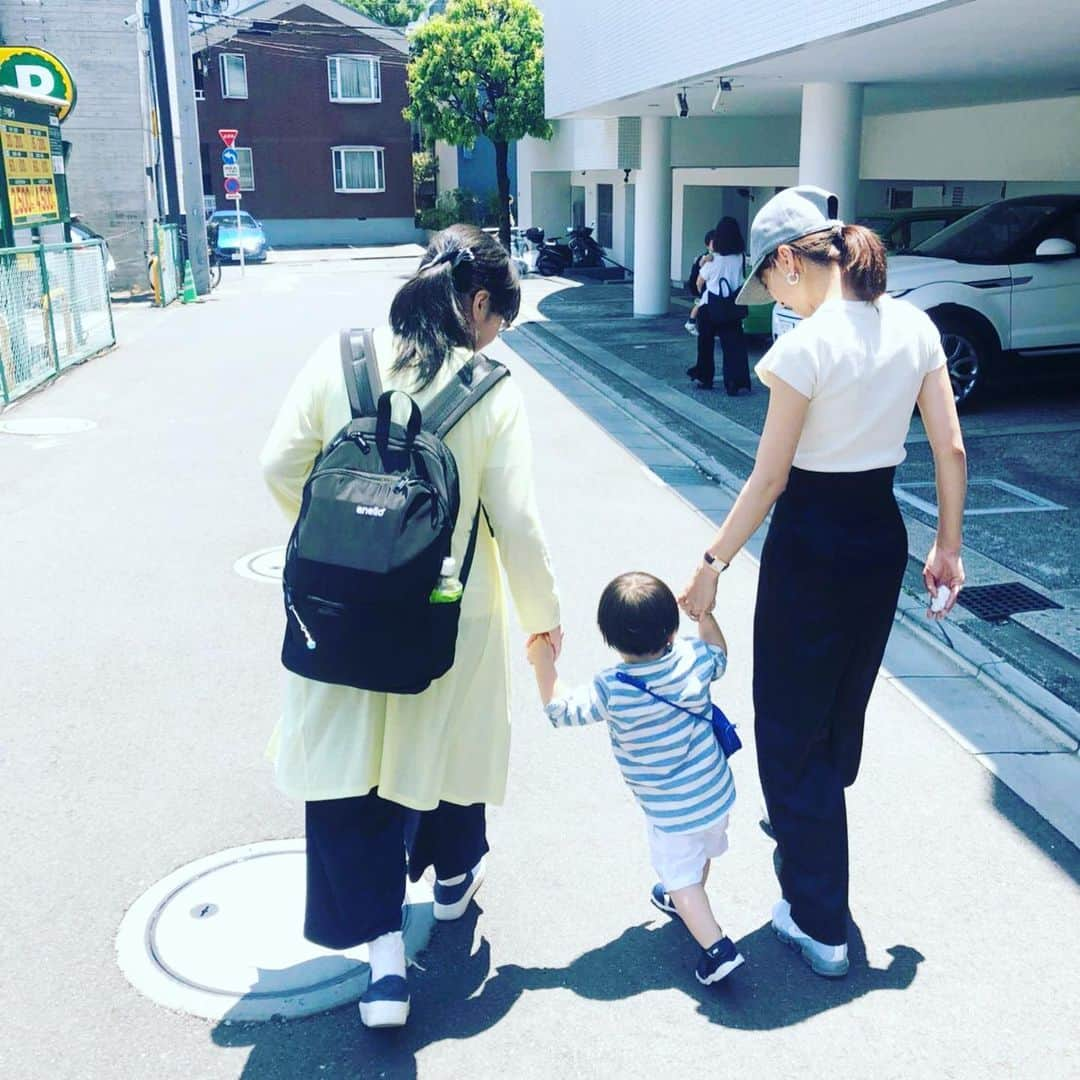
[771,900,849,978]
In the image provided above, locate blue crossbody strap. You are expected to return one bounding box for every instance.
[614,670,740,758]
[614,670,710,720]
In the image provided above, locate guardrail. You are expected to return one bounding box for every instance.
[0,240,116,405]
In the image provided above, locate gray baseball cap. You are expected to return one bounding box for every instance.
[735,185,842,306]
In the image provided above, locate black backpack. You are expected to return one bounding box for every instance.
[280,329,508,694]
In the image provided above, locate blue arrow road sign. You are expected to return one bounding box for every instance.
[221,148,238,166]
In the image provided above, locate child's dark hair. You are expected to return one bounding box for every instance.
[597,572,679,657]
[390,223,521,389]
[756,224,887,301]
[712,216,745,255]
[703,229,715,249]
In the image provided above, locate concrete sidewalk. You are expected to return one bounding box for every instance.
[1,257,1077,1078]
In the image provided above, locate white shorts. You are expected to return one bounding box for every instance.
[647,815,730,893]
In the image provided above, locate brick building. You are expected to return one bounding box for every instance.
[194,0,420,246]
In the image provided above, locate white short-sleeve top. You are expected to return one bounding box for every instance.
[755,296,947,472]
[699,253,744,298]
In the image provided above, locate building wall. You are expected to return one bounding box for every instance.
[671,116,800,169]
[862,96,1080,182]
[196,4,417,241]
[540,0,945,117]
[0,0,153,288]
[456,137,518,204]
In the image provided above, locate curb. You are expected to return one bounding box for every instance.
[513,318,1080,750]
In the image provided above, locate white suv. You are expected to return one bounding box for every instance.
[771,195,1080,404]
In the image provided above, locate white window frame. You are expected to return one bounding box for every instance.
[235,147,255,191]
[327,54,381,104]
[220,53,248,100]
[332,146,386,194]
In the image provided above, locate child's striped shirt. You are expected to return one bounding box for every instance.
[545,638,736,834]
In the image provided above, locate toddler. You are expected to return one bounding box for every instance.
[526,571,743,985]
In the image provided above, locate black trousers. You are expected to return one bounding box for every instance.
[754,467,907,945]
[304,790,488,949]
[695,305,751,392]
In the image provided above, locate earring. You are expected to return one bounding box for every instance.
[785,270,800,286]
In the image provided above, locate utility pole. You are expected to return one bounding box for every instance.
[145,0,210,295]
[166,0,210,294]
[147,0,180,224]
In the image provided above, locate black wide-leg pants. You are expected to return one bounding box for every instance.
[753,466,907,946]
[695,305,751,392]
[304,791,488,949]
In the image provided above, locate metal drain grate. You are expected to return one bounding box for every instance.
[955,582,1062,622]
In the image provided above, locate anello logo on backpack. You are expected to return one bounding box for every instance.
[355,504,387,517]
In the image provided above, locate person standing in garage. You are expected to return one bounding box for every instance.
[679,186,968,977]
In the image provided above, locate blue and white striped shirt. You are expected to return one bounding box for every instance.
[545,638,736,834]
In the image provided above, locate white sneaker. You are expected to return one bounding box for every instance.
[771,900,849,978]
[433,859,486,921]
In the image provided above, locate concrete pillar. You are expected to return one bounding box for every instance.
[798,83,864,220]
[632,115,672,317]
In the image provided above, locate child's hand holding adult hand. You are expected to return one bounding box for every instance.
[526,632,556,667]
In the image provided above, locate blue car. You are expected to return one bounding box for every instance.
[209,210,269,263]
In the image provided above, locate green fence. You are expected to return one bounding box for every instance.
[154,223,182,307]
[0,240,116,405]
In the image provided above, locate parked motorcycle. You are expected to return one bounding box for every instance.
[524,226,573,276]
[568,224,605,268]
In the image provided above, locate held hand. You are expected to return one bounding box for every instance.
[526,626,562,664]
[678,565,719,621]
[526,634,555,668]
[923,543,965,620]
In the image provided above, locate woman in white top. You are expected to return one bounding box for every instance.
[688,216,752,394]
[679,186,967,978]
[260,225,562,1028]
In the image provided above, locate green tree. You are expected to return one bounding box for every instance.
[338,0,424,26]
[405,0,551,249]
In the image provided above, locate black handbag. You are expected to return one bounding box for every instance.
[707,277,749,325]
[613,671,742,757]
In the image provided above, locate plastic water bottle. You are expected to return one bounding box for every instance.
[429,557,463,604]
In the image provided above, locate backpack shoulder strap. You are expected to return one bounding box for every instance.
[422,353,509,438]
[339,328,383,419]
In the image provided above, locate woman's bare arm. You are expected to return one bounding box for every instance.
[917,364,967,616]
[679,378,809,617]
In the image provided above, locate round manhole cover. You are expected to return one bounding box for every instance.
[233,546,285,584]
[0,417,97,436]
[116,839,434,1021]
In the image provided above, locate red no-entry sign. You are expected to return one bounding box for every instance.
[218,128,238,148]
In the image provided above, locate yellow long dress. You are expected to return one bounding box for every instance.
[259,328,560,810]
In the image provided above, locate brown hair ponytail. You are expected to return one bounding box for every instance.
[834,223,887,301]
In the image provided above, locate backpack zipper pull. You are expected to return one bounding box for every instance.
[287,599,317,650]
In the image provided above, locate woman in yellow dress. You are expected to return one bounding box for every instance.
[259,225,562,1028]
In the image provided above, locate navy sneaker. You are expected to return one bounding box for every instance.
[650,883,680,920]
[695,937,745,986]
[358,974,409,1028]
[433,859,486,921]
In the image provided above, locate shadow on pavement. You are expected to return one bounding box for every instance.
[211,906,521,1080]
[494,917,921,1033]
[211,906,922,1078]
[991,771,1080,886]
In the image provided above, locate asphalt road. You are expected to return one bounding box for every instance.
[1,256,1077,1079]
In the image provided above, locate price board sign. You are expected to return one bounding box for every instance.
[1,115,60,226]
